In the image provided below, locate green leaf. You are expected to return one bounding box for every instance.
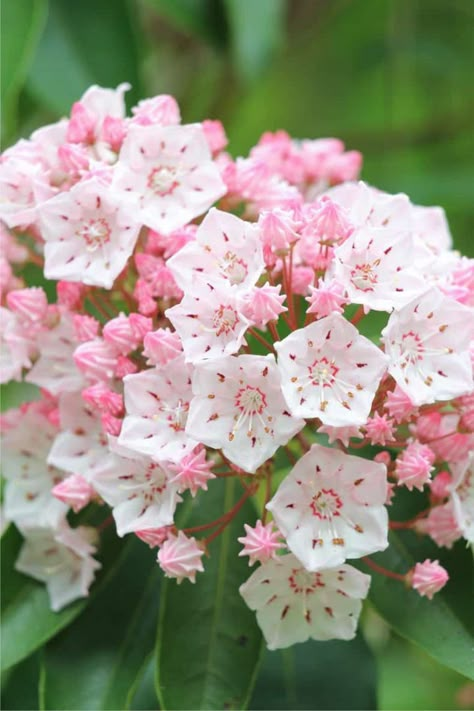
[1,524,123,672]
[26,0,142,116]
[358,531,474,680]
[41,537,160,710]
[250,634,377,710]
[223,0,286,84]
[0,0,47,139]
[0,651,44,711]
[144,0,227,47]
[155,479,263,709]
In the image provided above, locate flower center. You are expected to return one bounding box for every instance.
[309,488,343,519]
[235,386,267,416]
[220,251,248,285]
[401,330,424,363]
[307,357,338,387]
[77,218,111,251]
[212,304,239,336]
[350,260,380,291]
[288,568,324,594]
[147,166,179,196]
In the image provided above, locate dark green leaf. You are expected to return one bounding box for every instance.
[41,537,160,710]
[155,479,263,709]
[128,656,160,711]
[1,524,123,672]
[223,0,286,84]
[251,634,377,710]
[0,651,44,711]
[0,0,47,139]
[26,0,142,116]
[358,531,474,680]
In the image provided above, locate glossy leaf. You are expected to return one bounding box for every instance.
[358,531,474,680]
[224,0,286,84]
[0,0,47,138]
[1,524,122,672]
[250,634,377,710]
[41,537,160,710]
[155,479,263,709]
[26,0,141,115]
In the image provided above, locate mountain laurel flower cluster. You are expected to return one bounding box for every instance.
[1,85,474,650]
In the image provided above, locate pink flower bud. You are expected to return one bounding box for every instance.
[419,503,462,548]
[202,119,228,154]
[325,150,363,183]
[114,355,138,378]
[131,95,180,126]
[102,116,126,151]
[241,284,287,329]
[238,520,284,565]
[430,470,453,500]
[82,382,123,415]
[134,279,157,316]
[259,209,299,258]
[306,278,347,318]
[307,197,353,245]
[395,441,435,491]
[101,412,122,436]
[364,413,395,446]
[410,559,449,600]
[374,451,391,466]
[74,339,118,381]
[103,313,150,354]
[67,101,96,143]
[291,265,314,295]
[169,447,215,496]
[385,386,417,423]
[73,314,100,342]
[135,252,162,279]
[129,313,153,341]
[143,328,182,366]
[52,474,94,513]
[57,144,89,175]
[135,526,173,548]
[157,532,204,583]
[7,287,48,323]
[57,281,86,309]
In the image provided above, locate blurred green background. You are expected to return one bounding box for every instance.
[2,1,473,708]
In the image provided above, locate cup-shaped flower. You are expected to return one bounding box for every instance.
[267,444,388,570]
[240,553,371,649]
[186,354,305,473]
[275,313,388,426]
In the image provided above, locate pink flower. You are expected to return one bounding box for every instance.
[382,288,474,406]
[167,207,264,291]
[103,313,152,354]
[73,315,100,342]
[118,356,197,463]
[131,94,180,127]
[384,385,417,423]
[202,119,228,154]
[395,440,434,491]
[275,313,388,427]
[267,444,388,570]
[157,532,204,584]
[74,338,118,382]
[112,123,226,234]
[7,287,48,324]
[317,424,362,447]
[411,559,449,600]
[429,470,453,500]
[15,522,101,611]
[238,520,284,565]
[52,473,95,513]
[168,447,215,496]
[67,83,129,145]
[419,502,461,548]
[186,354,304,473]
[38,175,141,289]
[135,526,173,548]
[166,282,251,364]
[240,554,370,649]
[57,282,86,310]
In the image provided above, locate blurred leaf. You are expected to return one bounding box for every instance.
[41,537,160,710]
[224,0,286,84]
[155,479,263,709]
[1,524,122,672]
[358,531,474,680]
[0,0,47,139]
[250,634,377,710]
[0,651,44,710]
[144,0,227,47]
[127,656,160,711]
[26,0,141,116]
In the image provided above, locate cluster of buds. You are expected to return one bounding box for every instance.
[1,85,473,649]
